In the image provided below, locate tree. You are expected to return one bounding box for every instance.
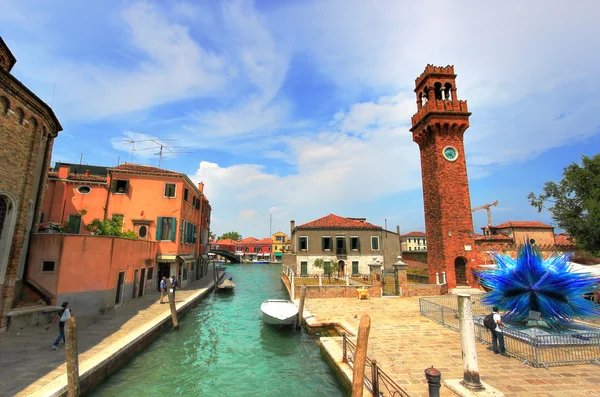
[209,231,217,241]
[85,218,138,239]
[313,258,340,283]
[218,231,242,241]
[528,154,600,255]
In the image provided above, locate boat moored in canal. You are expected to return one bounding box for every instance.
[260,299,298,326]
[217,278,236,291]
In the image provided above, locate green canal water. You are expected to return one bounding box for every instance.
[91,263,346,396]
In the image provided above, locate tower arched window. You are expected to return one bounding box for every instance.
[444,83,453,101]
[434,83,443,100]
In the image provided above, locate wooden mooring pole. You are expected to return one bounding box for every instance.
[168,289,179,330]
[296,286,306,330]
[351,314,371,397]
[66,318,80,397]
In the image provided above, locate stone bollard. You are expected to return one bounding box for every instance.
[424,366,441,397]
[457,294,483,390]
[318,274,323,286]
[435,272,440,285]
[441,271,446,284]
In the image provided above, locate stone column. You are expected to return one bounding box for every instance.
[393,260,408,297]
[457,294,484,390]
[442,271,447,284]
[435,272,440,285]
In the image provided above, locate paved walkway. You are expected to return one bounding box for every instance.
[304,297,600,397]
[0,268,219,396]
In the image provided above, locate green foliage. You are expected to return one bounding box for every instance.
[312,257,340,282]
[528,154,600,255]
[218,231,242,241]
[84,218,138,239]
[209,231,217,240]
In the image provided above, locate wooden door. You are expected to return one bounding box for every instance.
[454,258,468,286]
[115,271,125,305]
[139,268,146,297]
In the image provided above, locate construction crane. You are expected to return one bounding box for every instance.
[471,200,499,227]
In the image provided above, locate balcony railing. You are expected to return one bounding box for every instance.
[336,248,347,257]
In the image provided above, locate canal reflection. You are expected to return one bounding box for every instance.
[90,263,345,397]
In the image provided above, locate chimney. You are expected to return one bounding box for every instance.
[58,165,70,179]
[85,169,90,177]
[198,181,204,193]
[290,220,295,237]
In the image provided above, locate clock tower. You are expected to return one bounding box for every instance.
[409,65,477,289]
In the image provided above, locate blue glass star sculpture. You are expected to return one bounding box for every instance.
[476,240,600,327]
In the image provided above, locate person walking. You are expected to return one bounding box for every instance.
[170,275,178,301]
[46,302,74,350]
[490,306,506,355]
[160,276,167,304]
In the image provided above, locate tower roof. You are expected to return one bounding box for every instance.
[0,37,17,73]
[414,64,456,92]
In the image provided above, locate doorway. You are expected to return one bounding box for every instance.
[454,257,468,286]
[157,263,170,291]
[132,269,139,299]
[338,260,345,276]
[139,268,146,297]
[115,271,125,305]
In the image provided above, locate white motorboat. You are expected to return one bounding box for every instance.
[260,299,298,326]
[217,279,235,291]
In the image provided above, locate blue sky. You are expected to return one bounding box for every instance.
[2,0,599,238]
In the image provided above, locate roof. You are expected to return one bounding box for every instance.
[0,37,17,72]
[213,239,238,245]
[53,162,108,177]
[401,231,427,238]
[474,233,513,242]
[492,221,554,229]
[47,170,107,183]
[110,163,182,176]
[239,237,259,244]
[257,238,273,244]
[296,213,381,230]
[555,233,576,246]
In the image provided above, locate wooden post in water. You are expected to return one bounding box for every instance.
[66,318,80,397]
[296,286,306,330]
[351,314,371,397]
[168,288,179,330]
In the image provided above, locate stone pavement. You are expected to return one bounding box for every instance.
[0,268,220,397]
[304,297,600,397]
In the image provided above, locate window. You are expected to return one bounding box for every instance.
[275,246,278,250]
[138,225,147,238]
[113,179,129,194]
[41,260,55,272]
[299,236,308,251]
[112,214,124,227]
[156,217,177,241]
[300,261,308,276]
[147,267,154,280]
[321,236,332,251]
[409,247,412,251]
[192,196,197,207]
[352,261,359,275]
[350,236,360,251]
[76,185,91,194]
[530,239,536,245]
[276,236,284,242]
[67,215,81,234]
[371,236,380,250]
[164,183,176,198]
[195,199,200,210]
[184,188,189,202]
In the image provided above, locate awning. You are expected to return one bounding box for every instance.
[208,253,216,257]
[178,254,195,263]
[275,253,282,257]
[157,254,177,263]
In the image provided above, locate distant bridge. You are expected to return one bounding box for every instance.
[209,249,241,263]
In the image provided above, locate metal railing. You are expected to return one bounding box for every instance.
[342,333,410,397]
[419,296,600,368]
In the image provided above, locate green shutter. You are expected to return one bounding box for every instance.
[156,217,163,240]
[352,261,359,275]
[357,237,360,252]
[171,218,177,241]
[321,237,325,251]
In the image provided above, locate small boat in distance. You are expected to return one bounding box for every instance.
[261,300,298,326]
[217,278,235,291]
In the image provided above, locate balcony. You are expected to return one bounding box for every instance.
[336,248,347,258]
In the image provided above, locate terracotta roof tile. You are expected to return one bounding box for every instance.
[297,213,381,230]
[67,174,107,182]
[493,221,553,229]
[555,233,576,246]
[474,233,514,241]
[110,163,182,176]
[401,231,427,238]
[240,237,259,244]
[257,238,273,244]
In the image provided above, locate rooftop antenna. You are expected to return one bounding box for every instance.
[123,138,176,163]
[79,153,83,165]
[146,139,191,168]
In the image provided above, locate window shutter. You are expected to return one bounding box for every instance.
[110,179,117,193]
[156,217,163,240]
[171,218,177,241]
[124,180,129,194]
[321,237,325,251]
[357,237,360,252]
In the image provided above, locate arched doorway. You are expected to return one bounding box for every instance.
[338,260,345,277]
[454,257,468,286]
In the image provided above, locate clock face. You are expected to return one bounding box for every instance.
[443,146,458,162]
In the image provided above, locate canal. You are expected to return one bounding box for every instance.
[91,263,346,396]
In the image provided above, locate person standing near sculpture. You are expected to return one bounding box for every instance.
[491,306,506,355]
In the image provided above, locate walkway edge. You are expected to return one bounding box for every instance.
[25,281,216,397]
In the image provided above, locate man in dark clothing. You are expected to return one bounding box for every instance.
[171,275,178,300]
[46,302,74,350]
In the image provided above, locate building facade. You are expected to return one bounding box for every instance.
[271,231,292,262]
[0,37,62,330]
[410,65,477,289]
[288,214,401,276]
[401,231,427,252]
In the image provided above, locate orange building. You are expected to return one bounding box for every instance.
[39,162,212,293]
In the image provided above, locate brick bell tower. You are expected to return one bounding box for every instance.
[409,65,477,289]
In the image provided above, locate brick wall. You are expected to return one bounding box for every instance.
[0,44,61,330]
[407,283,448,297]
